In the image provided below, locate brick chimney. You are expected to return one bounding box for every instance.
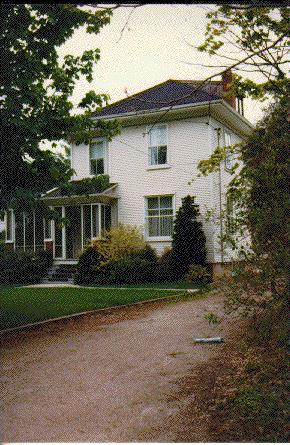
[222,70,236,110]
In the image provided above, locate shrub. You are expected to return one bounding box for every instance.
[97,224,146,265]
[155,248,179,283]
[0,249,52,284]
[75,243,104,285]
[133,244,158,264]
[171,195,207,278]
[98,257,155,285]
[36,249,53,269]
[186,264,211,285]
[75,227,153,285]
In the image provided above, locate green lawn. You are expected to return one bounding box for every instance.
[86,281,203,290]
[0,285,189,331]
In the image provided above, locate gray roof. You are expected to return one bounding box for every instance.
[43,181,117,199]
[93,79,224,118]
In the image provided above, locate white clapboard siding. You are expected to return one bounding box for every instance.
[71,116,243,262]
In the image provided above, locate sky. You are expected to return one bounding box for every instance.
[58,4,268,129]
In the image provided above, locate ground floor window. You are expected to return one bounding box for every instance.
[145,195,174,238]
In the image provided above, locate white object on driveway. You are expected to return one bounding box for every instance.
[193,337,224,343]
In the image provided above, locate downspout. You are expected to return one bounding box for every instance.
[215,127,224,265]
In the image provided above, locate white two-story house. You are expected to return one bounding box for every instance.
[5,71,253,275]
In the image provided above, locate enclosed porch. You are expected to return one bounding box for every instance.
[5,185,118,262]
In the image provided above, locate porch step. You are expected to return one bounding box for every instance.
[42,264,77,284]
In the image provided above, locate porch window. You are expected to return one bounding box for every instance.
[44,218,52,240]
[92,205,100,239]
[90,140,105,175]
[14,210,45,252]
[82,204,111,247]
[145,196,173,238]
[148,125,167,166]
[5,209,14,242]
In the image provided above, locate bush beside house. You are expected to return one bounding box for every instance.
[171,195,207,278]
[0,249,53,285]
[74,225,158,285]
[75,197,210,286]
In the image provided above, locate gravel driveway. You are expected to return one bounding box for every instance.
[1,293,232,442]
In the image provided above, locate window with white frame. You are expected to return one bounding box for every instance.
[148,125,167,166]
[145,196,174,238]
[90,140,106,175]
[224,130,234,171]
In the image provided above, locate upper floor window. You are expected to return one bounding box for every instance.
[145,195,173,238]
[90,140,106,175]
[148,125,167,166]
[224,131,233,171]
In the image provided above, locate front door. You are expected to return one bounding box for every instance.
[53,206,65,259]
[65,206,82,259]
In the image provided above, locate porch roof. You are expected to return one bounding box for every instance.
[40,183,119,206]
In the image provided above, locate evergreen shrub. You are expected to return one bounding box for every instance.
[171,195,207,278]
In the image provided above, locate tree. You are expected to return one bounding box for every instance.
[205,99,289,317]
[147,6,288,133]
[171,195,207,278]
[0,4,121,213]
[196,6,289,315]
[196,5,289,101]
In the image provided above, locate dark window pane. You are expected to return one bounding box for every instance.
[44,219,52,239]
[96,158,104,174]
[158,146,167,164]
[35,209,44,248]
[92,205,100,238]
[160,216,173,236]
[54,207,63,257]
[15,212,24,248]
[6,210,13,241]
[90,159,97,175]
[24,212,34,251]
[148,217,159,237]
[160,196,172,209]
[147,197,158,210]
[82,205,91,246]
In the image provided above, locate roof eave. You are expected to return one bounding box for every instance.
[91,99,222,121]
[92,100,253,138]
[40,192,119,206]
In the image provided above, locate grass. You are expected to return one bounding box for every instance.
[85,281,203,290]
[0,285,191,331]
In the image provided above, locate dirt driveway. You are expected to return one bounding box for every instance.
[0,293,236,442]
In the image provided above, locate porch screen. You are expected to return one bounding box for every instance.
[14,209,44,252]
[82,205,92,247]
[54,207,63,258]
[82,204,111,246]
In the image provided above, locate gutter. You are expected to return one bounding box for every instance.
[91,99,222,121]
[91,100,253,134]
